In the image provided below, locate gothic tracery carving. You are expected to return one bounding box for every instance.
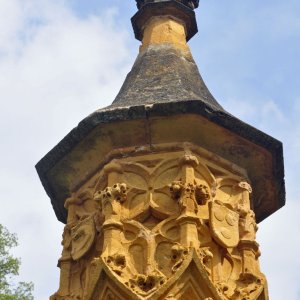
[51,147,267,300]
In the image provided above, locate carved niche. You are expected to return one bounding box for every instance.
[51,146,268,300]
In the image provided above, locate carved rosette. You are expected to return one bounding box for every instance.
[51,147,268,300]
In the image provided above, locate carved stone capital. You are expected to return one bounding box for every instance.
[52,148,268,299]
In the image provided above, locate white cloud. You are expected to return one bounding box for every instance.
[221,97,286,129]
[0,0,23,54]
[0,0,133,298]
[260,100,286,123]
[221,98,257,120]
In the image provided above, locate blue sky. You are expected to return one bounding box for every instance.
[0,0,299,299]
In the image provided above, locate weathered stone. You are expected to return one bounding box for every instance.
[37,1,285,299]
[50,150,269,299]
[113,45,221,108]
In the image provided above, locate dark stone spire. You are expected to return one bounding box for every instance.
[110,0,224,112]
[111,46,224,112]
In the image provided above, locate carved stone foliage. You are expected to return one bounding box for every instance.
[51,147,268,300]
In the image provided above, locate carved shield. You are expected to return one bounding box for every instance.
[209,202,239,248]
[71,216,96,260]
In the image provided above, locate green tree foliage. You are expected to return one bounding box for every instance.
[0,224,33,300]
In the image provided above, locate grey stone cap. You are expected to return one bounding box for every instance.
[112,45,223,111]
